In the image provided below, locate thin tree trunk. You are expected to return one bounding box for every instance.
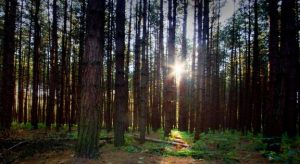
[152,0,164,131]
[178,0,188,131]
[194,0,203,140]
[105,0,113,132]
[31,0,41,129]
[125,0,133,131]
[139,0,148,143]
[189,0,197,133]
[47,0,58,129]
[18,0,24,124]
[252,0,261,134]
[77,0,86,132]
[133,0,142,132]
[24,2,33,124]
[164,0,177,136]
[114,0,126,147]
[57,0,68,130]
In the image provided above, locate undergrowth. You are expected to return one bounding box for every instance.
[9,123,300,163]
[120,129,300,163]
[261,134,300,163]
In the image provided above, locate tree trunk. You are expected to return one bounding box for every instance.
[31,0,41,129]
[0,0,17,130]
[194,0,203,140]
[133,0,142,132]
[77,0,86,133]
[46,0,58,129]
[76,0,104,158]
[281,0,299,137]
[152,0,164,131]
[124,0,133,131]
[163,0,177,137]
[18,0,24,124]
[57,0,68,130]
[178,0,188,131]
[105,0,113,132]
[24,3,34,124]
[139,0,148,143]
[114,0,126,147]
[264,0,282,139]
[189,0,197,133]
[251,0,261,134]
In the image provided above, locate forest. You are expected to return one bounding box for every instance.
[0,0,299,163]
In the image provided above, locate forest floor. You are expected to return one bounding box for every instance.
[0,125,299,164]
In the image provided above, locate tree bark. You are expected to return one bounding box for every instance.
[114,0,126,147]
[163,0,177,137]
[133,0,142,132]
[17,0,24,124]
[251,0,261,134]
[194,0,203,140]
[0,0,17,130]
[178,0,188,131]
[31,0,41,129]
[76,0,104,158]
[46,0,58,129]
[281,0,299,137]
[124,0,133,131]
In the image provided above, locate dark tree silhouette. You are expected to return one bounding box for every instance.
[0,0,17,130]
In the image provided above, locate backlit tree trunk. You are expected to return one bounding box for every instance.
[178,0,188,131]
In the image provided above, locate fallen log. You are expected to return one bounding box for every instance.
[131,134,190,148]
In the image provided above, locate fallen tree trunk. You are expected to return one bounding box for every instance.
[0,137,112,163]
[131,134,190,148]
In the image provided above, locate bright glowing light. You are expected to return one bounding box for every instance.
[173,63,184,78]
[171,62,185,84]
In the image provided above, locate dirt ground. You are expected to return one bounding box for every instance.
[17,149,204,164]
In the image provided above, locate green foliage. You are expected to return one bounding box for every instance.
[51,123,56,129]
[99,130,110,138]
[124,133,135,145]
[121,145,142,153]
[244,133,267,151]
[68,131,78,139]
[11,121,32,130]
[169,129,194,144]
[38,123,46,129]
[164,148,195,157]
[191,130,241,162]
[143,142,167,155]
[262,135,300,163]
[157,128,165,140]
[11,121,19,130]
